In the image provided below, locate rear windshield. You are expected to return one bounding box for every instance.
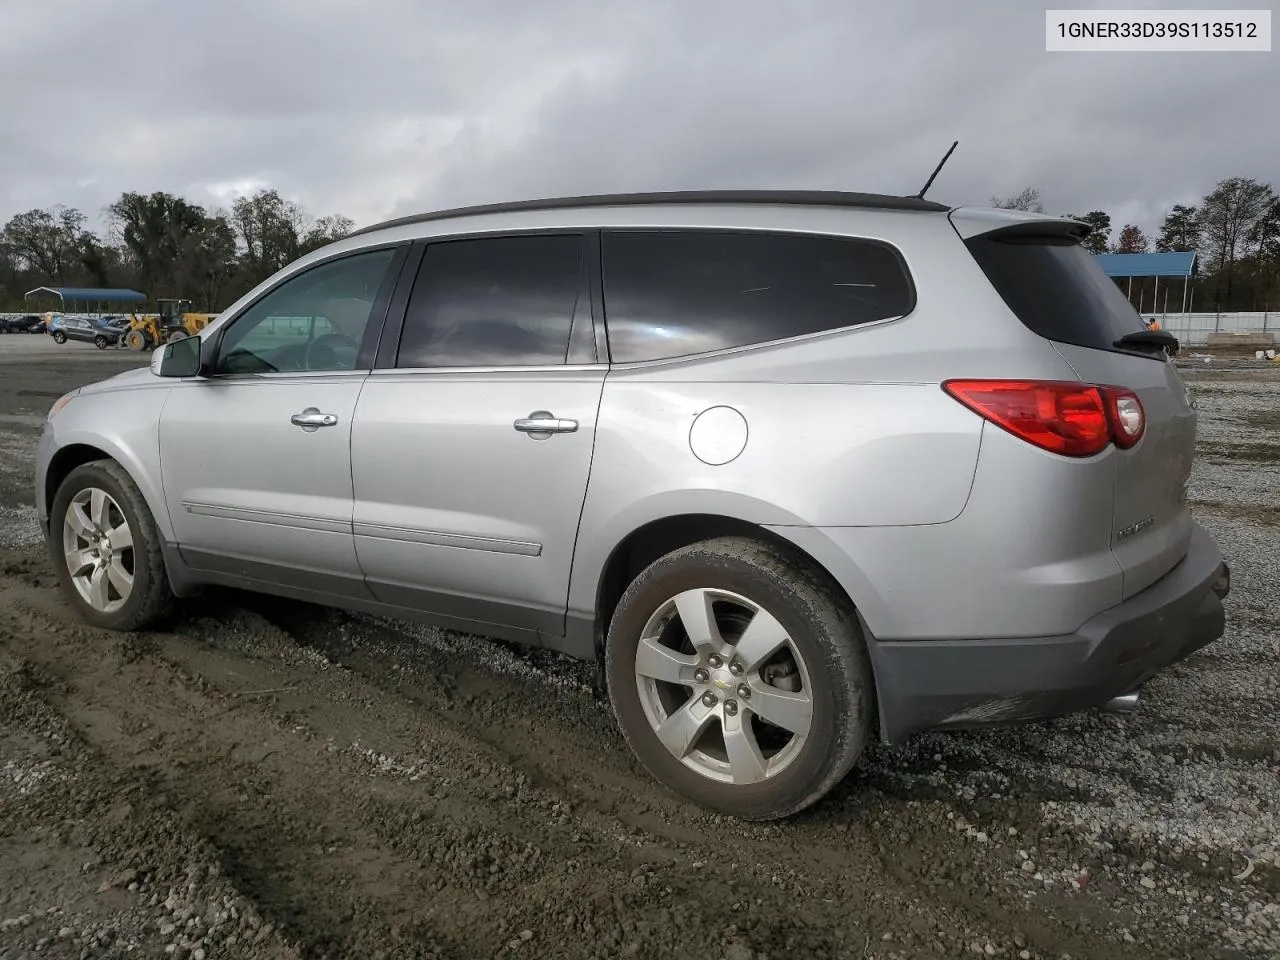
[965,234,1147,352]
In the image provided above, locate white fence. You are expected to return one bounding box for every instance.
[1149,312,1276,347]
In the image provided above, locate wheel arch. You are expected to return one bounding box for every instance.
[44,443,115,523]
[43,440,198,599]
[588,511,888,668]
[42,436,175,544]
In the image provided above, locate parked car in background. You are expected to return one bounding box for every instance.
[34,190,1230,820]
[0,313,45,333]
[48,315,124,349]
[97,315,132,339]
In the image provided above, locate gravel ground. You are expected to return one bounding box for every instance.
[0,336,1276,959]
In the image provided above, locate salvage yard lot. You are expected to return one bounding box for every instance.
[1,336,1276,960]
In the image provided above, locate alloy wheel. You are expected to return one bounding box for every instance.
[633,587,813,785]
[62,487,135,614]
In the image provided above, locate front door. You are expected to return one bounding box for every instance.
[159,246,403,598]
[351,232,605,638]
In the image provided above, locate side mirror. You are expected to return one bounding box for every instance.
[150,335,203,378]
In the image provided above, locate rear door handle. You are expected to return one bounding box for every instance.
[514,411,578,435]
[291,408,338,431]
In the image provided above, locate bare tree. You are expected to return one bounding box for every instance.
[990,187,1045,213]
[1198,177,1276,307]
[231,189,308,284]
[301,214,356,254]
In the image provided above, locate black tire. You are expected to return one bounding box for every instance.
[48,460,176,631]
[605,536,874,820]
[52,330,67,344]
[94,335,109,350]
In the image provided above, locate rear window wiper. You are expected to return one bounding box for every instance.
[1114,329,1179,355]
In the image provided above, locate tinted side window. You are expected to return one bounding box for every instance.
[965,235,1146,353]
[216,248,397,374]
[397,234,587,368]
[602,230,914,363]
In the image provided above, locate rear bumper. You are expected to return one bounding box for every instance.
[870,522,1229,744]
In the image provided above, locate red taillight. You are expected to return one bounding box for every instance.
[1104,389,1145,448]
[942,379,1144,457]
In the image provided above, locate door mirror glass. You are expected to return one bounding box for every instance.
[151,335,202,378]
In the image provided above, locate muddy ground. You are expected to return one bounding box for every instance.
[1,336,1277,960]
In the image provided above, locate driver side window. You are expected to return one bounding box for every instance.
[215,248,398,375]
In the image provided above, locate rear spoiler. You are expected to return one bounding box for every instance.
[948,207,1091,243]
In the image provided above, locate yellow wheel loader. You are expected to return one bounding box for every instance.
[122,299,218,351]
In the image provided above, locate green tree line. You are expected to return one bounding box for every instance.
[991,175,1280,313]
[6,176,1278,314]
[0,189,354,312]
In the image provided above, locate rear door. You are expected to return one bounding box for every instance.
[960,220,1196,598]
[351,231,606,640]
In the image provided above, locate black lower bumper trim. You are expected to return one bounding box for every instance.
[869,523,1228,744]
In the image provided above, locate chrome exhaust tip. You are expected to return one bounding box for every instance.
[1103,691,1140,713]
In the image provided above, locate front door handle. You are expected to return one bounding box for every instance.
[291,408,338,431]
[514,411,579,435]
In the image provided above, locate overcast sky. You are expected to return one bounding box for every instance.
[1,0,1276,237]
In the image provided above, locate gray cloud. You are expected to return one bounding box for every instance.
[1,0,1275,237]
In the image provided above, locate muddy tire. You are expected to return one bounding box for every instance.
[605,536,874,820]
[124,329,148,351]
[49,460,176,632]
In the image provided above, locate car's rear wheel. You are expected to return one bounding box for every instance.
[605,536,874,820]
[52,330,67,344]
[49,460,175,631]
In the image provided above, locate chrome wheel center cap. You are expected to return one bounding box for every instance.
[709,667,736,692]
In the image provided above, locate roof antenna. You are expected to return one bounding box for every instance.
[914,140,958,200]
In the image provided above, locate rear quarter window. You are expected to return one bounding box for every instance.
[601,229,914,363]
[965,234,1147,352]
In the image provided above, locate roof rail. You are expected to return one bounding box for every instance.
[349,189,951,238]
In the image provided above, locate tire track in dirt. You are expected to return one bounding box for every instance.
[0,648,298,959]
[0,543,1244,959]
[228,586,1190,960]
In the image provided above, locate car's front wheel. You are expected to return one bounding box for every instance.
[49,460,175,631]
[94,335,109,349]
[605,536,874,820]
[52,330,67,344]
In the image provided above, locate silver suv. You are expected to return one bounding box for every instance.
[35,191,1230,820]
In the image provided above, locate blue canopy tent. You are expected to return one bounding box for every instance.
[24,287,146,316]
[1092,251,1198,315]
